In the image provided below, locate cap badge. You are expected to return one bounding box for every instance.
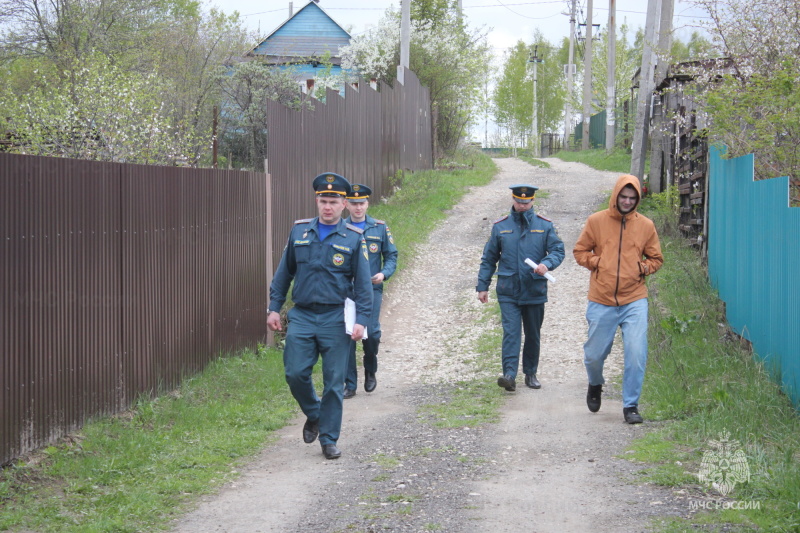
[326,175,335,183]
[353,185,360,191]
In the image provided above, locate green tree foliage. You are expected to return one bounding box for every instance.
[493,41,534,148]
[493,34,565,148]
[688,0,799,199]
[0,0,252,166]
[341,0,491,156]
[218,61,308,170]
[670,31,715,62]
[1,53,200,164]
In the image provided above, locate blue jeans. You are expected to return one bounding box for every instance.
[583,298,648,408]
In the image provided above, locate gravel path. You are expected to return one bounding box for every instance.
[171,157,689,533]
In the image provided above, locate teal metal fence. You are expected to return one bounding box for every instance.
[708,146,800,407]
[573,109,607,149]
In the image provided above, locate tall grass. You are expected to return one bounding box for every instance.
[0,345,296,532]
[631,191,800,531]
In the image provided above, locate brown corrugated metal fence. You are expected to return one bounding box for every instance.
[266,68,433,267]
[2,67,433,464]
[1,153,268,465]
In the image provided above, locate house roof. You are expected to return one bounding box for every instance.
[246,1,351,61]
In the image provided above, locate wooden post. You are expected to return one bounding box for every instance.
[264,160,274,347]
[581,0,593,151]
[564,0,577,147]
[605,0,616,152]
[648,0,675,194]
[630,0,661,187]
[398,0,410,84]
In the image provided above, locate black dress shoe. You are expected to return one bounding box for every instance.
[364,371,377,393]
[343,388,356,399]
[525,374,541,389]
[302,418,319,443]
[322,443,341,459]
[497,374,516,391]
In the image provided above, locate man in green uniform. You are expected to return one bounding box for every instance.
[477,184,565,391]
[267,172,373,459]
[343,184,398,398]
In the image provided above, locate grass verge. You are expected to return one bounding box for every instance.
[551,147,635,174]
[0,149,498,533]
[0,345,295,532]
[632,221,800,531]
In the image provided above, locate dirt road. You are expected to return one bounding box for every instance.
[171,158,686,533]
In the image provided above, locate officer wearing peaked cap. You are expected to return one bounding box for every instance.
[343,184,398,398]
[476,184,565,392]
[267,172,373,460]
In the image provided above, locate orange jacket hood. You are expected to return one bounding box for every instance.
[572,175,663,306]
[608,174,641,220]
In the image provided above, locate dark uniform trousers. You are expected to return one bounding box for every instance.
[343,215,396,392]
[269,215,373,448]
[283,305,350,446]
[499,301,545,378]
[346,288,382,390]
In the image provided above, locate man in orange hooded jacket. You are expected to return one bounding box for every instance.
[573,175,663,424]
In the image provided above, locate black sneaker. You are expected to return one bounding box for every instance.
[497,374,516,392]
[623,406,643,424]
[586,384,602,412]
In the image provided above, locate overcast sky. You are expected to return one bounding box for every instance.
[211,0,713,66]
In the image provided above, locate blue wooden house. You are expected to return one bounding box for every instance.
[246,1,353,93]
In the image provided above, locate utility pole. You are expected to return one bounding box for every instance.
[648,0,675,194]
[564,0,577,148]
[581,0,593,151]
[605,0,616,152]
[630,0,661,187]
[398,0,411,84]
[530,46,544,157]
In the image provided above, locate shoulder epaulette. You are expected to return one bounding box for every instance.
[346,223,364,234]
[493,214,509,224]
[537,214,552,222]
[374,219,386,225]
[294,218,313,224]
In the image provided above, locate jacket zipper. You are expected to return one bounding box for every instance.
[614,216,625,306]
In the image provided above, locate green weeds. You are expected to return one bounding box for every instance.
[0,345,295,532]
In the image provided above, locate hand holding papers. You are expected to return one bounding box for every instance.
[344,298,368,339]
[525,258,556,283]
